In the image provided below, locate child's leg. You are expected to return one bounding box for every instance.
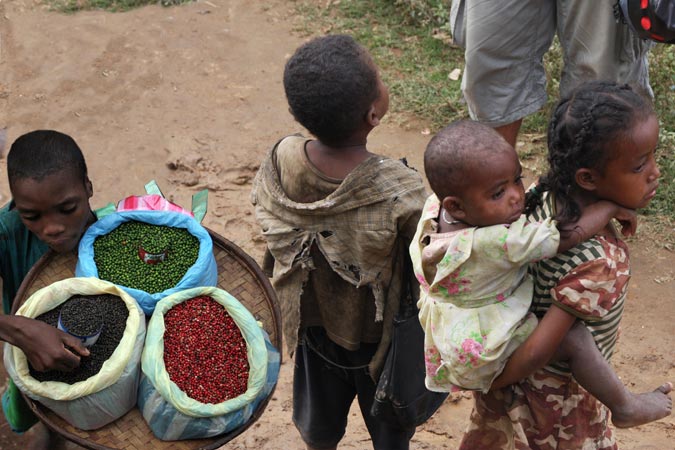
[554,322,672,428]
[293,332,352,450]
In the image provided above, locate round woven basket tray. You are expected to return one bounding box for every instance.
[12,228,282,450]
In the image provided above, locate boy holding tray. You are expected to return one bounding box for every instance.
[0,130,95,448]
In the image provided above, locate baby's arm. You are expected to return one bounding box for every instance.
[557,200,637,253]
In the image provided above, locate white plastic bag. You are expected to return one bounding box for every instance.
[3,277,145,430]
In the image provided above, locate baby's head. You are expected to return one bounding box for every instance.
[424,120,525,227]
[283,34,389,147]
[543,80,660,222]
[8,130,93,253]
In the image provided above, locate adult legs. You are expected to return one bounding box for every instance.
[495,120,523,148]
[461,0,555,146]
[556,0,653,99]
[461,0,652,147]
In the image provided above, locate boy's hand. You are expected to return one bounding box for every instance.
[613,207,638,237]
[12,316,90,372]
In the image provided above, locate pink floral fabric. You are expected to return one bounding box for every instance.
[459,191,631,449]
[410,195,559,392]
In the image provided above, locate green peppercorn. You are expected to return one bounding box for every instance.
[93,221,200,293]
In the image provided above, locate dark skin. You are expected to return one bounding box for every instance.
[304,140,374,180]
[431,116,670,428]
[1,169,95,372]
[0,315,90,372]
[0,167,96,450]
[302,67,389,450]
[304,69,389,181]
[437,144,638,244]
[488,192,630,391]
[495,119,522,148]
[436,146,638,390]
[490,114,671,428]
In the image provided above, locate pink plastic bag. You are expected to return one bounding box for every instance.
[116,194,194,218]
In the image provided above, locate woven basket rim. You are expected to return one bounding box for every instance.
[11,227,281,449]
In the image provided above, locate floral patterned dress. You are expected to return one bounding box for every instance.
[410,195,560,392]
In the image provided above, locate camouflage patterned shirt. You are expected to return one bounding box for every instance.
[459,191,628,450]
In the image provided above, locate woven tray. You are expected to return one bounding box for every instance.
[11,228,282,450]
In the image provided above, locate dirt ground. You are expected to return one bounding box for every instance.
[0,0,672,448]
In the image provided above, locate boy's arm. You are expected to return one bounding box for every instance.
[0,314,89,372]
[557,200,637,253]
[490,305,576,390]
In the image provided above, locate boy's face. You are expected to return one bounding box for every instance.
[11,169,93,253]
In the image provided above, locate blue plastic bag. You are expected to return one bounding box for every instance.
[76,210,218,315]
[137,286,280,440]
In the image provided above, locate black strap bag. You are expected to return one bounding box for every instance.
[370,256,448,429]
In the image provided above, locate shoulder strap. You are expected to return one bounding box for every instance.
[398,239,418,319]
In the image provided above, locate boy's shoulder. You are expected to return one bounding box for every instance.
[360,154,425,194]
[0,202,22,235]
[0,202,47,259]
[262,134,424,195]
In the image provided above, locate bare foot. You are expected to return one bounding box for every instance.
[612,382,673,428]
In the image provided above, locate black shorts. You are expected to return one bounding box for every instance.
[292,327,415,450]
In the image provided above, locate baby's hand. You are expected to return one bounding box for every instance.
[613,207,637,237]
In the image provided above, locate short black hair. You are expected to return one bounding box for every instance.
[424,120,509,200]
[7,130,88,188]
[283,34,380,146]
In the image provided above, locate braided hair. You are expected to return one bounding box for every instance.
[525,81,654,225]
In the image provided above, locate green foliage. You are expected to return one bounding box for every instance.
[48,0,189,13]
[648,45,675,132]
[644,129,675,218]
[645,45,675,219]
[390,0,450,28]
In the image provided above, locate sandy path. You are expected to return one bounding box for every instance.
[0,0,672,448]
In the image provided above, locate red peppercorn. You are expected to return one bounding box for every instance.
[163,296,250,404]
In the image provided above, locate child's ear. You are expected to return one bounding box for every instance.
[575,168,600,191]
[366,104,381,128]
[85,177,94,198]
[441,196,466,219]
